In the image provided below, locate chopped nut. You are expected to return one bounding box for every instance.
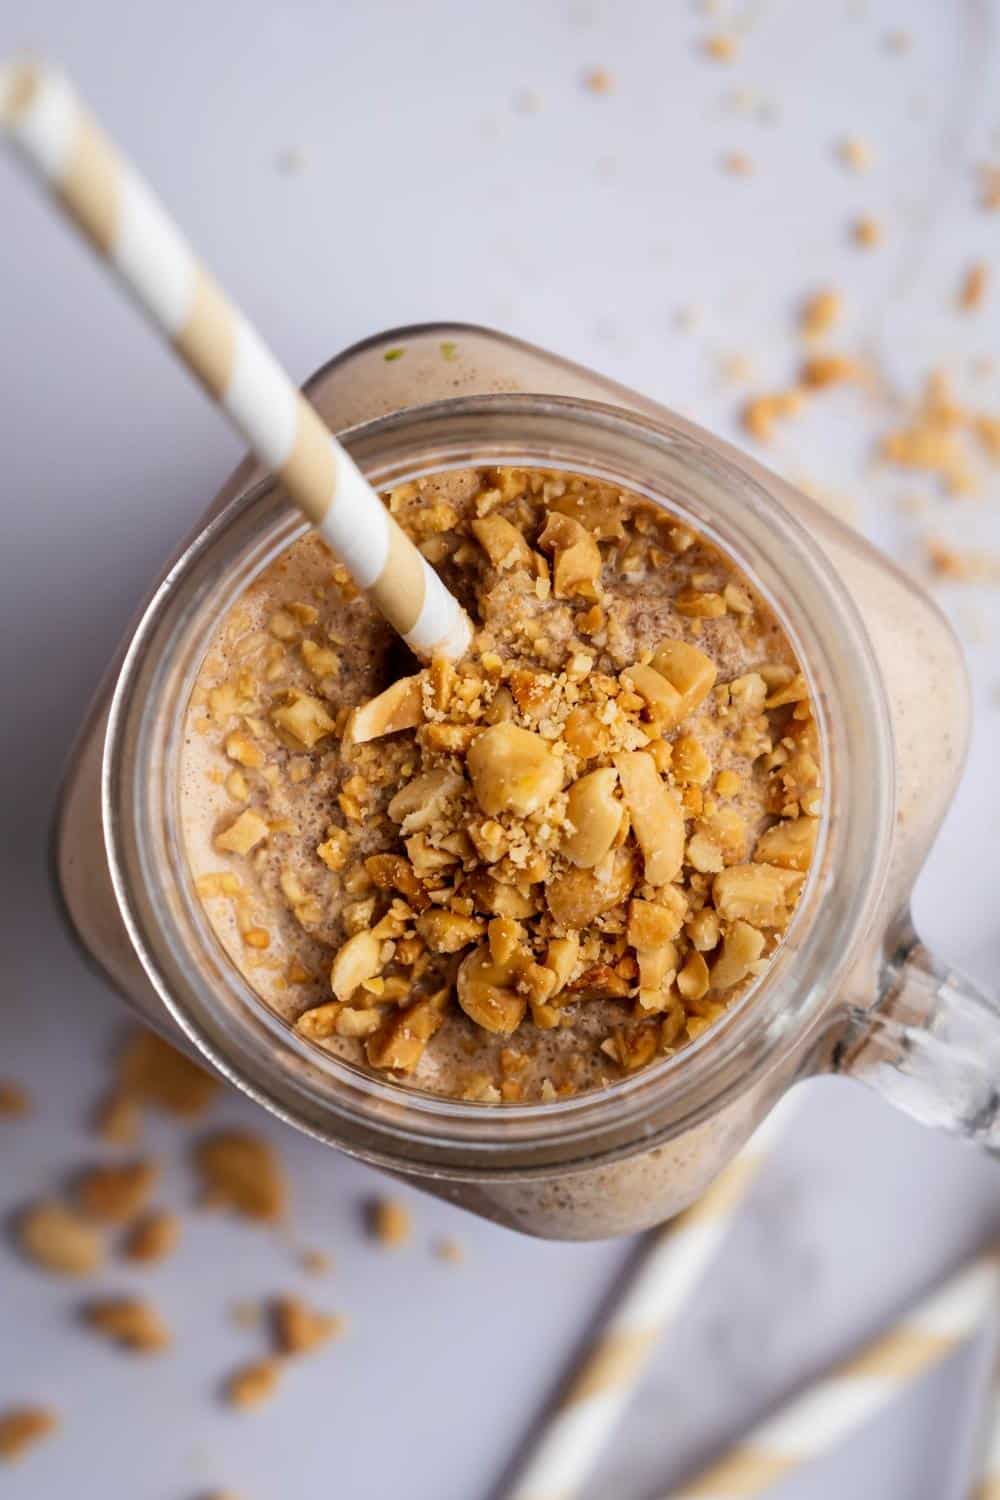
[959,261,989,312]
[650,640,717,721]
[76,1160,158,1224]
[84,1297,170,1352]
[546,847,636,928]
[93,1090,140,1145]
[754,816,818,871]
[614,752,685,886]
[852,214,882,249]
[456,948,528,1033]
[620,662,684,727]
[388,769,464,832]
[488,916,524,966]
[227,1359,281,1409]
[370,1197,411,1246]
[562,768,622,868]
[0,1081,30,1118]
[471,514,533,569]
[273,1296,345,1356]
[538,512,602,598]
[628,898,683,950]
[710,920,765,989]
[365,853,430,912]
[117,1031,218,1118]
[365,991,448,1072]
[17,1201,104,1277]
[687,907,721,952]
[271,691,337,749]
[416,909,483,954]
[225,731,264,769]
[330,930,383,1001]
[348,676,424,743]
[544,934,580,993]
[703,32,737,61]
[214,808,269,856]
[673,734,711,785]
[0,1407,58,1464]
[677,950,710,1001]
[600,1023,658,1071]
[713,863,803,926]
[836,136,873,174]
[194,1132,286,1222]
[467,723,563,816]
[123,1210,181,1264]
[800,287,842,337]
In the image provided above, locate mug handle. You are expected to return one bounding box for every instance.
[830,917,1000,1145]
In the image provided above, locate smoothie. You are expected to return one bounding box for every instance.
[182,467,818,1103]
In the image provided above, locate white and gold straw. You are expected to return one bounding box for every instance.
[505,1095,801,1500]
[970,1331,1000,1500]
[0,58,471,662]
[667,1252,999,1499]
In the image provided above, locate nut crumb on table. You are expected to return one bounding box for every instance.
[117,1029,220,1118]
[76,1159,159,1223]
[434,1237,465,1264]
[17,1200,105,1277]
[0,1081,30,1117]
[93,1089,141,1146]
[273,1295,345,1355]
[84,1297,171,1352]
[193,1131,287,1223]
[0,1407,58,1464]
[123,1209,181,1264]
[958,261,989,312]
[227,1358,281,1410]
[370,1198,412,1247]
[187,467,820,1103]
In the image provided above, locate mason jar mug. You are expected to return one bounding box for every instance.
[55,325,999,1240]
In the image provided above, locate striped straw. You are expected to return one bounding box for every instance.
[970,1323,1000,1499]
[0,59,471,662]
[505,1094,802,1500]
[667,1252,1000,1499]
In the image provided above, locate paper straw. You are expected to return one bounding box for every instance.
[505,1094,802,1500]
[969,1321,1000,1500]
[667,1252,1000,1499]
[0,58,471,662]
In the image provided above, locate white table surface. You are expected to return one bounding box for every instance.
[2,2,1000,1497]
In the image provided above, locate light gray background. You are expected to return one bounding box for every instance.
[2,2,1000,1498]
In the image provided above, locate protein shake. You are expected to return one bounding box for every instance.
[182,466,818,1103]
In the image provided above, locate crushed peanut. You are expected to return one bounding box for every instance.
[76,1160,159,1224]
[0,1407,59,1464]
[370,1197,412,1247]
[188,468,819,1100]
[273,1296,345,1355]
[227,1359,281,1409]
[194,1132,287,1223]
[0,1081,30,1117]
[17,1201,104,1277]
[123,1210,181,1264]
[84,1297,171,1352]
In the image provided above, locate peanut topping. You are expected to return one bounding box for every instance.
[191,466,819,1098]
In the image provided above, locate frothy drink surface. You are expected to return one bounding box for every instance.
[181,468,819,1103]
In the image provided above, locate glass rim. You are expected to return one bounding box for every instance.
[102,392,895,1178]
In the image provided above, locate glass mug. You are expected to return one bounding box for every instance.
[55,324,999,1241]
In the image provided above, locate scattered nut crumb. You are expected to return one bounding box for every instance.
[16,1201,104,1277]
[227,1359,281,1410]
[194,1132,287,1223]
[117,1030,219,1118]
[741,389,805,442]
[721,150,753,176]
[76,1160,159,1224]
[980,164,1000,212]
[84,1297,171,1352]
[300,1248,332,1275]
[851,214,882,248]
[273,1295,345,1356]
[0,1081,30,1118]
[702,33,738,62]
[93,1090,141,1146]
[798,353,859,389]
[800,287,842,338]
[836,136,874,173]
[0,1407,58,1464]
[582,67,614,94]
[513,89,542,114]
[883,29,911,53]
[123,1210,181,1264]
[434,1237,464,1264]
[369,1197,411,1247]
[958,261,989,312]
